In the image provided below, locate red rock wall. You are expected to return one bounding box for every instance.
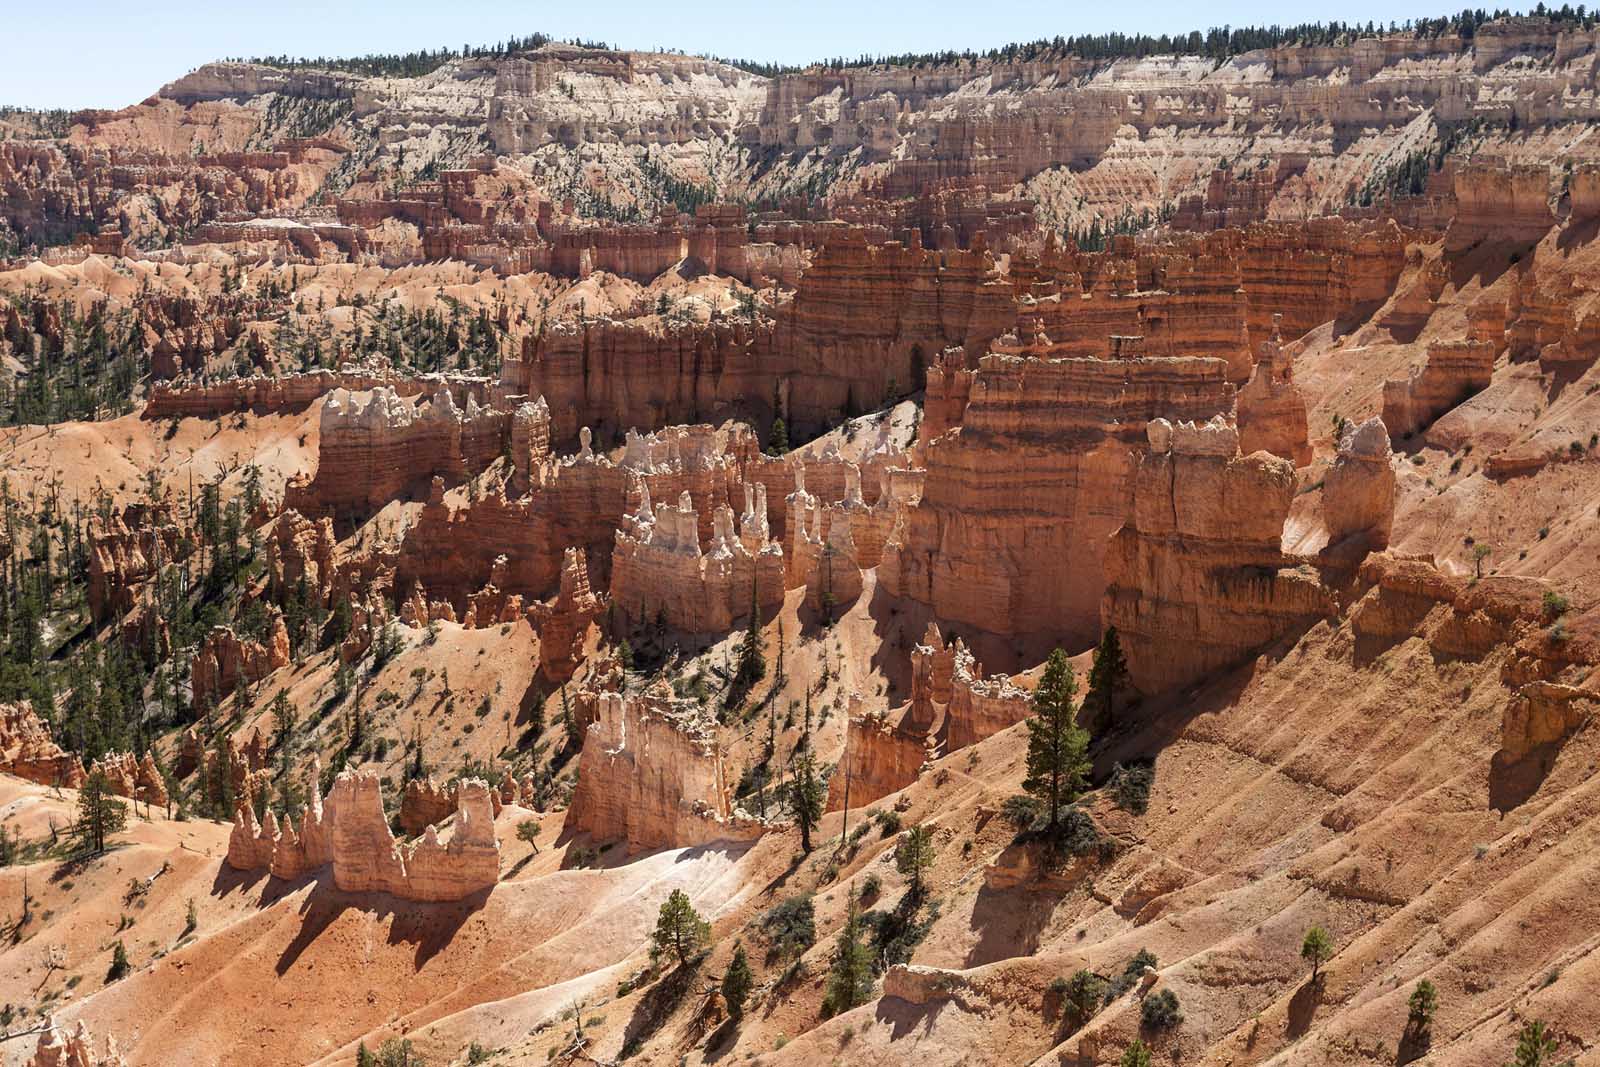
[1102,416,1334,694]
[566,685,762,854]
[882,354,1236,648]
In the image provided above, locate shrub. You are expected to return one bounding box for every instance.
[1120,1040,1153,1067]
[1015,804,1107,867]
[1542,591,1570,618]
[1111,762,1154,815]
[1140,989,1183,1029]
[862,898,939,973]
[1061,969,1107,1025]
[1001,793,1040,829]
[1106,949,1158,1003]
[874,810,902,837]
[761,895,817,961]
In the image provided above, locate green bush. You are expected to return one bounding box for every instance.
[1111,762,1154,815]
[1106,949,1158,1004]
[1000,793,1040,829]
[1140,989,1183,1029]
[761,895,817,961]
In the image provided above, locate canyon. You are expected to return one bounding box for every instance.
[2,16,1600,1067]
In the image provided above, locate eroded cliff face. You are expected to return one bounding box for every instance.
[27,1019,127,1067]
[566,682,762,854]
[1103,416,1335,694]
[190,617,290,712]
[227,766,500,902]
[527,547,602,682]
[0,702,84,789]
[828,624,1031,810]
[288,385,505,528]
[882,354,1236,649]
[1383,339,1498,440]
[1236,317,1312,467]
[86,507,182,627]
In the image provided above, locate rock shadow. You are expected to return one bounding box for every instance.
[1488,743,1557,813]
[1397,1024,1432,1065]
[1285,976,1322,1039]
[1555,214,1600,253]
[619,959,703,1056]
[273,875,487,975]
[964,884,1061,967]
[875,990,952,1041]
[209,860,272,898]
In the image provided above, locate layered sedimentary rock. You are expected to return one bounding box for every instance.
[829,624,1031,810]
[502,230,1015,441]
[0,702,84,788]
[1501,681,1598,760]
[400,777,461,835]
[394,422,766,616]
[1235,219,1408,346]
[144,365,429,419]
[1103,416,1334,694]
[288,384,506,527]
[882,354,1236,647]
[509,396,553,488]
[190,616,291,711]
[790,496,864,618]
[566,682,762,854]
[528,547,602,682]
[1445,162,1553,251]
[827,698,933,813]
[1235,316,1311,467]
[1323,417,1397,554]
[1010,234,1252,379]
[87,507,182,626]
[263,510,337,606]
[87,751,168,807]
[609,487,784,634]
[228,767,499,901]
[1382,338,1497,439]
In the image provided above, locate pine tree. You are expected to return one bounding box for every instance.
[722,942,753,1019]
[1086,626,1130,731]
[775,617,786,687]
[895,824,936,902]
[241,463,262,515]
[789,742,825,853]
[822,888,874,1016]
[736,578,765,687]
[107,940,130,981]
[1508,1020,1559,1067]
[1406,978,1437,1037]
[1023,649,1090,829]
[75,770,128,853]
[652,888,711,966]
[1120,1040,1153,1067]
[1301,925,1332,984]
[561,684,583,752]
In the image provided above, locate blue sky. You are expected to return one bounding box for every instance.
[5,0,1470,110]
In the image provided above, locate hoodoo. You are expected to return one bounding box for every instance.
[7,16,1600,1067]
